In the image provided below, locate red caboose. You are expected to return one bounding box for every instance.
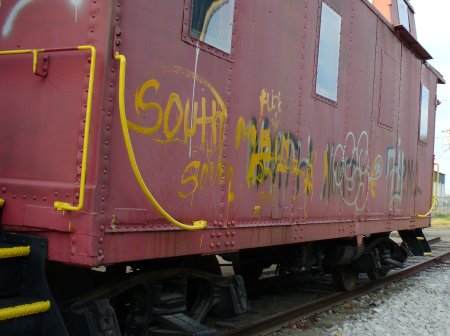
[0,0,444,334]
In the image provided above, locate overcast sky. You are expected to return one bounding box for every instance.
[410,0,450,193]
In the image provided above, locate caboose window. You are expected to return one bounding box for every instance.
[419,85,429,143]
[397,0,410,30]
[190,0,235,54]
[315,3,342,102]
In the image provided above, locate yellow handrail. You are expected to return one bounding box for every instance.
[0,46,96,212]
[54,46,96,211]
[418,163,439,218]
[0,48,44,74]
[114,53,207,230]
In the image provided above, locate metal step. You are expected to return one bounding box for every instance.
[0,245,30,259]
[0,233,69,335]
[0,297,50,321]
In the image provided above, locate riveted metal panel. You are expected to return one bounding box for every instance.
[416,65,438,217]
[394,45,421,217]
[0,0,114,265]
[0,0,441,266]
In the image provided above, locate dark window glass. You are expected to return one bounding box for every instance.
[190,0,235,53]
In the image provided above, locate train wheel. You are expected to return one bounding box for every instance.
[332,265,358,292]
[61,268,247,335]
[364,236,405,281]
[367,269,389,280]
[232,255,265,284]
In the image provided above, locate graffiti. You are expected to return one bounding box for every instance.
[2,0,84,38]
[259,89,282,131]
[321,131,383,212]
[369,155,384,197]
[385,141,420,206]
[2,0,32,38]
[130,68,422,216]
[236,117,315,198]
[130,66,232,206]
[130,67,227,156]
[177,160,235,205]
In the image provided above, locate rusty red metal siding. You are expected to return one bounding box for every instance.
[0,0,441,266]
[416,66,438,215]
[0,0,114,265]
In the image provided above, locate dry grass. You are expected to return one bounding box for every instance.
[431,214,450,227]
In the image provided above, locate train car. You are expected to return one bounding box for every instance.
[0,0,444,335]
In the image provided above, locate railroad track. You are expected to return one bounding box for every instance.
[217,237,450,336]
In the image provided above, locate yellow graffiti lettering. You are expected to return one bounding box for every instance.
[274,134,291,174]
[131,67,227,154]
[247,127,272,187]
[163,93,184,141]
[130,79,163,135]
[178,160,235,205]
[183,99,197,143]
[235,117,257,151]
[228,166,235,201]
[199,162,217,190]
[177,161,201,199]
[304,162,314,196]
[259,89,269,118]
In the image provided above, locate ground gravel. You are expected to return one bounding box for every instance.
[270,264,450,336]
[269,227,450,336]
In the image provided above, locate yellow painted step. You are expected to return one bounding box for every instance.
[0,246,30,259]
[0,300,50,321]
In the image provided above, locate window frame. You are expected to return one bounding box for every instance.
[182,0,236,62]
[313,1,343,106]
[397,0,410,31]
[418,84,430,145]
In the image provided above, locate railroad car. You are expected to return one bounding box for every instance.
[0,0,444,335]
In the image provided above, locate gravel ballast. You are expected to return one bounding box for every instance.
[269,228,450,336]
[271,264,450,335]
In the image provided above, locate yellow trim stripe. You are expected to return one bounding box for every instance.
[0,300,50,321]
[114,53,206,231]
[0,246,30,259]
[0,45,97,212]
[0,199,4,208]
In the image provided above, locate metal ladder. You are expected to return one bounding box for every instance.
[0,202,68,335]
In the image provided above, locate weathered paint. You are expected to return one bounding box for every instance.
[0,0,442,266]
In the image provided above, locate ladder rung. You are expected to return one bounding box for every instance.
[0,246,30,259]
[0,300,50,321]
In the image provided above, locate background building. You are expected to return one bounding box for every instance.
[434,171,449,214]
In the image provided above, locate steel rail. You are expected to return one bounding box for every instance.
[222,241,450,336]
